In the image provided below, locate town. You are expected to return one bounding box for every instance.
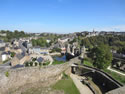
[0,30,125,94]
[0,0,125,94]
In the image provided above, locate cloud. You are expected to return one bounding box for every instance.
[94,25,125,31]
[80,25,125,32]
[112,25,125,31]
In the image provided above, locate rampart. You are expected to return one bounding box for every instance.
[0,57,79,94]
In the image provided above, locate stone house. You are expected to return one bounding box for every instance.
[0,40,6,48]
[11,53,30,66]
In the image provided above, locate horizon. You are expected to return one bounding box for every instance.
[0,0,125,33]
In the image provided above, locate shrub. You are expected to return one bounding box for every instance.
[30,62,33,66]
[25,62,29,67]
[35,62,37,66]
[5,71,9,77]
[39,62,42,66]
[10,52,16,57]
[32,58,37,61]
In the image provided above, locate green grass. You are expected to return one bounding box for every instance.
[84,60,94,67]
[103,69,125,85]
[52,73,80,94]
[43,61,50,66]
[52,60,65,65]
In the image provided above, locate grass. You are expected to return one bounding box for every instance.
[21,87,52,94]
[43,61,50,66]
[52,73,80,94]
[52,60,65,65]
[20,73,79,94]
[103,69,125,85]
[111,67,125,74]
[84,60,94,67]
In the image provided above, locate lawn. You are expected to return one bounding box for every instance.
[52,73,80,94]
[43,61,50,66]
[52,60,65,65]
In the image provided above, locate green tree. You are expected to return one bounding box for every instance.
[31,38,50,47]
[92,44,113,69]
[10,52,16,57]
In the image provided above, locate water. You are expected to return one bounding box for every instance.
[55,55,66,62]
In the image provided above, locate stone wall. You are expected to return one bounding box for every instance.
[106,86,125,94]
[0,57,79,94]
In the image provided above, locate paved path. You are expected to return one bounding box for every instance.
[49,52,61,56]
[70,73,93,94]
[107,66,125,76]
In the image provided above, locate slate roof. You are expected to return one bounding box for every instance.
[16,52,25,60]
[0,47,5,51]
[1,52,8,55]
[37,57,43,63]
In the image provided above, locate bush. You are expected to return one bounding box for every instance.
[39,62,42,66]
[32,58,37,61]
[5,71,9,77]
[35,62,37,66]
[30,62,33,66]
[10,52,16,57]
[25,62,29,67]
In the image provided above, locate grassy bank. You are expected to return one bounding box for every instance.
[103,69,125,85]
[52,60,65,65]
[52,73,80,94]
[84,60,94,67]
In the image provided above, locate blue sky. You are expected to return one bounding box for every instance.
[0,0,125,33]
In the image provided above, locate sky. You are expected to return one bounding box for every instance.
[0,0,125,33]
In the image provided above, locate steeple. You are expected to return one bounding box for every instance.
[93,28,95,32]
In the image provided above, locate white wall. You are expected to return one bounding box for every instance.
[2,54,7,61]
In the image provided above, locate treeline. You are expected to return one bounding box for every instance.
[81,35,125,54]
[0,30,30,42]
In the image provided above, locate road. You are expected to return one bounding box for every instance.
[0,61,11,72]
[107,66,125,76]
[70,73,93,94]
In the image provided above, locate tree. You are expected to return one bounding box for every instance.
[92,44,113,69]
[31,38,50,47]
[50,48,62,53]
[10,52,16,57]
